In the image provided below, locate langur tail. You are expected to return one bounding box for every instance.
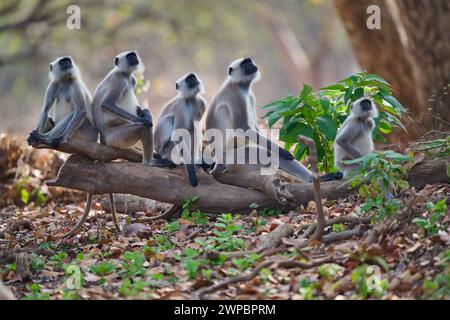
[319,172,343,182]
[185,164,198,187]
[279,159,313,182]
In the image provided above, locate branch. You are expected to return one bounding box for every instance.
[298,136,326,240]
[196,256,334,299]
[45,154,450,214]
[32,138,142,163]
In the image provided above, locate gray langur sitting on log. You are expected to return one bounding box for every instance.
[153,73,206,187]
[27,56,97,147]
[334,97,379,178]
[91,50,153,164]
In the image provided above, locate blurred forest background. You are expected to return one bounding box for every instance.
[0,0,448,136]
[0,0,358,134]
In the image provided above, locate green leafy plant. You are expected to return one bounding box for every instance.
[181,196,208,224]
[24,283,50,300]
[412,137,450,158]
[90,261,116,277]
[119,251,146,278]
[413,199,448,237]
[351,265,388,299]
[423,250,450,299]
[206,213,245,251]
[49,252,68,271]
[263,72,406,171]
[15,175,47,206]
[297,278,316,300]
[346,151,413,221]
[119,278,146,297]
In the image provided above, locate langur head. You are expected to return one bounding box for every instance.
[350,97,378,120]
[227,57,261,84]
[176,73,204,98]
[49,56,79,81]
[114,50,144,73]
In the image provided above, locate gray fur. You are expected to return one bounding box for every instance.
[205,57,313,182]
[32,56,97,145]
[91,50,153,164]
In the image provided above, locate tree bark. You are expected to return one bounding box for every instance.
[333,0,450,131]
[332,0,421,116]
[395,0,450,128]
[47,154,450,213]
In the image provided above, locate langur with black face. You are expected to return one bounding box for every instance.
[334,97,379,178]
[91,50,153,163]
[57,51,154,238]
[27,56,105,239]
[27,56,97,147]
[205,57,341,184]
[153,73,206,187]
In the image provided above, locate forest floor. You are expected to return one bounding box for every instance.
[0,134,449,300]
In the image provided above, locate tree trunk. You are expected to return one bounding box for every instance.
[332,0,421,116]
[332,0,450,132]
[395,0,450,128]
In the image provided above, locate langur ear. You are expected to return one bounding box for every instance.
[228,67,233,76]
[115,57,119,66]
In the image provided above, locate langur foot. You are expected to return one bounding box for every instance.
[27,130,42,146]
[51,137,64,148]
[210,163,228,178]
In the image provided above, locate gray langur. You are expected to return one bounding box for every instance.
[334,97,378,178]
[205,57,341,183]
[91,50,153,164]
[62,51,153,239]
[27,56,97,147]
[26,56,118,239]
[153,73,206,187]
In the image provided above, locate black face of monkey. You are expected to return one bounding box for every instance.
[360,99,372,112]
[240,58,258,75]
[185,73,200,89]
[126,52,139,66]
[58,57,72,71]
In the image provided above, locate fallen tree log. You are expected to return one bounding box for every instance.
[32,138,142,163]
[47,153,449,213]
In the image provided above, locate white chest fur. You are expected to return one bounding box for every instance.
[55,91,73,122]
[118,88,139,116]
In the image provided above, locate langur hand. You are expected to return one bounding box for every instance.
[136,106,152,128]
[136,117,152,128]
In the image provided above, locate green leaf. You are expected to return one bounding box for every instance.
[317,115,338,140]
[300,84,312,99]
[20,189,29,204]
[365,74,391,87]
[319,83,345,92]
[352,87,364,101]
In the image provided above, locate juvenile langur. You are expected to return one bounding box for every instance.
[154,73,206,187]
[205,57,341,183]
[27,56,97,147]
[334,97,378,178]
[91,50,153,164]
